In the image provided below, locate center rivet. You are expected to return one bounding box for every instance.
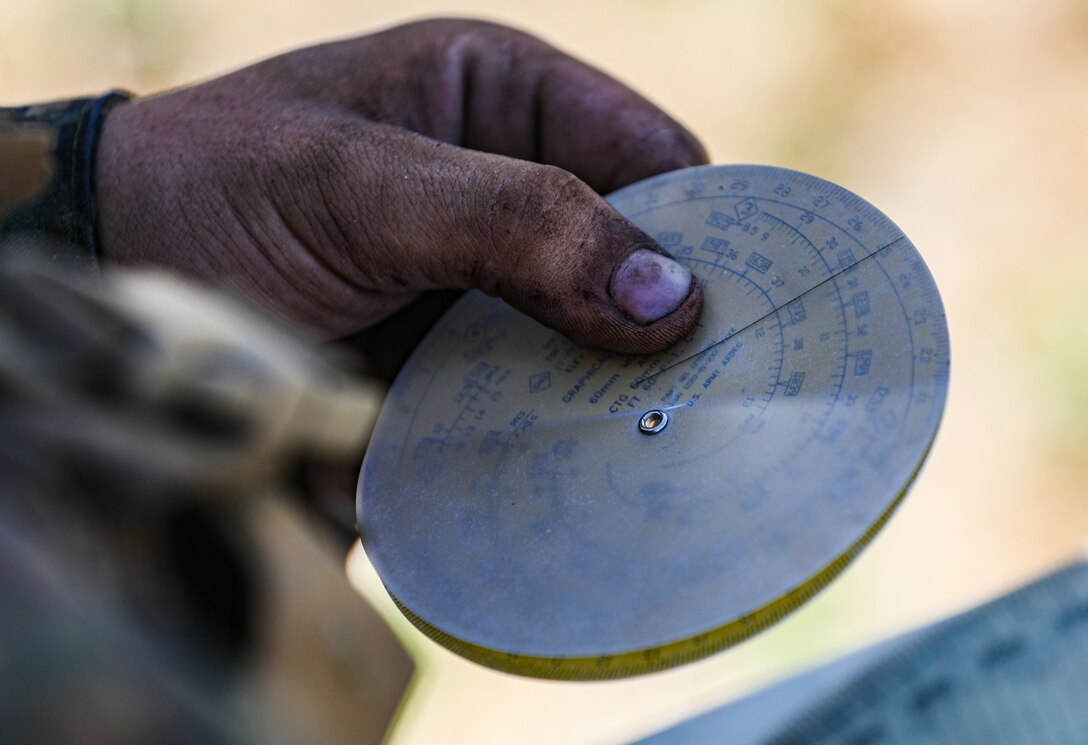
[639,409,669,435]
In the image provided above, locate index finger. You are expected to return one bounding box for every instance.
[278,19,709,193]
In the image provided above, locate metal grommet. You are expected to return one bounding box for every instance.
[638,409,669,435]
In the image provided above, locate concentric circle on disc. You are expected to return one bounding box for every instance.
[357,165,950,680]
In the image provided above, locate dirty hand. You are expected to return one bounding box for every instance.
[98,19,706,353]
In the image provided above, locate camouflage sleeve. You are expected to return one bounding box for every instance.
[0,91,131,273]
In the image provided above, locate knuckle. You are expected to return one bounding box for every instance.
[489,165,585,230]
[415,17,533,41]
[483,164,597,299]
[386,18,512,51]
[534,164,590,202]
[400,18,548,63]
[486,165,587,260]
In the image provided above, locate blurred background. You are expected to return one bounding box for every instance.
[3,0,1087,743]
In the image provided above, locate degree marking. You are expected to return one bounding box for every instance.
[634,236,906,386]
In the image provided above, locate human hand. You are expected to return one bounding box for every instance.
[97,19,707,354]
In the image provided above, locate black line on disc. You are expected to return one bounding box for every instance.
[633,236,907,386]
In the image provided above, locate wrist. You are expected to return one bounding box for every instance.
[0,90,132,273]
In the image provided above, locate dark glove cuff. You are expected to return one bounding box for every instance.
[1,91,132,273]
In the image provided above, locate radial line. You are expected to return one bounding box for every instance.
[633,236,906,385]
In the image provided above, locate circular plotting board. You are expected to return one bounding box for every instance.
[358,165,950,680]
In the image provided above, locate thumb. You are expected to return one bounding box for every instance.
[479,161,702,354]
[338,131,702,354]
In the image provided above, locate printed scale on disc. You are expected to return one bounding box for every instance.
[357,165,950,680]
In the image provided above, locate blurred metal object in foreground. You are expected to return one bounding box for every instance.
[0,259,412,744]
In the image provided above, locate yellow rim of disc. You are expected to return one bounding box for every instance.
[388,436,936,681]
